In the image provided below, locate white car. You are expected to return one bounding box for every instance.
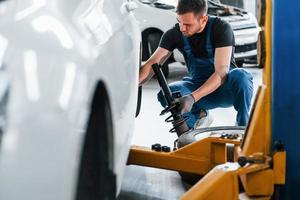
[134,0,260,76]
[0,0,140,199]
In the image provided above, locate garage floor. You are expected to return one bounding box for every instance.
[118,63,262,200]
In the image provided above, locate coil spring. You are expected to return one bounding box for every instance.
[160,103,190,133]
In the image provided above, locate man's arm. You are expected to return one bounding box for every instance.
[139,47,171,85]
[191,46,232,102]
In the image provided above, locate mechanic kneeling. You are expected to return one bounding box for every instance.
[139,0,253,128]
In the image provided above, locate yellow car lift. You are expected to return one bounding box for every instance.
[128,1,286,199]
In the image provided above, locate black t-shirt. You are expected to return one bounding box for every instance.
[159,17,237,67]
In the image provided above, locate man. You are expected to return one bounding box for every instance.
[139,0,253,129]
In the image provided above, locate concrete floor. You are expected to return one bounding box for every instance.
[118,63,262,200]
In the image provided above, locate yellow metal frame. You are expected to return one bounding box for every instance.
[128,136,240,175]
[128,1,286,199]
[242,0,272,158]
[182,150,285,200]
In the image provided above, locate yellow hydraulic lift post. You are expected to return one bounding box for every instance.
[128,0,286,199]
[181,1,286,199]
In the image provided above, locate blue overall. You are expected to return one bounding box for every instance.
[158,16,253,128]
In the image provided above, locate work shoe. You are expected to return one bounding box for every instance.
[193,109,213,129]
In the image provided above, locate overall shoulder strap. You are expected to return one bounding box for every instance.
[206,16,216,47]
[205,16,217,57]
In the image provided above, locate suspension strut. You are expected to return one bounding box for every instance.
[151,64,191,137]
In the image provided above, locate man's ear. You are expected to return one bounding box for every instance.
[197,15,208,23]
[203,15,209,23]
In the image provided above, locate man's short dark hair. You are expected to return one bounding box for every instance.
[176,0,208,16]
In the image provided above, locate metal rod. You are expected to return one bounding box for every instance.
[152,64,173,106]
[151,63,190,137]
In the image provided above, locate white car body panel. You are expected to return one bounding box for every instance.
[0,0,140,199]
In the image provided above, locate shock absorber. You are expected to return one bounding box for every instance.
[151,64,191,137]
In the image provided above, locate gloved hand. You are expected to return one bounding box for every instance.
[176,94,195,113]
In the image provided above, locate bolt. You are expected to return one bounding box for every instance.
[162,146,171,152]
[151,143,162,152]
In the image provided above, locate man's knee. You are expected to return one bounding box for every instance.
[228,69,253,90]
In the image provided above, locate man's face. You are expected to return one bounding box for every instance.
[177,12,208,36]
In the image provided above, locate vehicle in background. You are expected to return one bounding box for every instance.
[0,0,140,199]
[220,0,244,9]
[134,0,260,77]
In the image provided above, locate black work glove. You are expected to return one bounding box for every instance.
[176,94,195,114]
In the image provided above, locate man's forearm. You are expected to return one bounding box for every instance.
[138,47,171,86]
[139,62,154,85]
[192,46,232,102]
[191,72,225,102]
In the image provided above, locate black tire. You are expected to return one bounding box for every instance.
[257,30,266,69]
[146,33,170,78]
[76,84,115,200]
[257,0,266,27]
